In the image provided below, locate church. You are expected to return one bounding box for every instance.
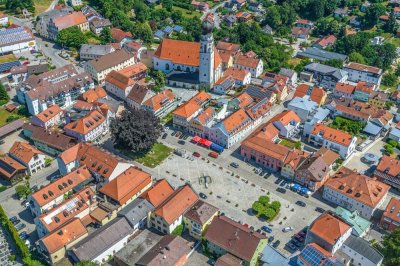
[153,16,223,89]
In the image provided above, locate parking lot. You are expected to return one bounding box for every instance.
[157,133,334,255]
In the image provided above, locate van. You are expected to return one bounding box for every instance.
[208,151,219,158]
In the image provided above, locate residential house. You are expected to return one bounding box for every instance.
[248,1,263,12]
[335,207,371,237]
[110,27,133,44]
[36,8,73,39]
[233,0,247,8]
[344,62,383,86]
[205,215,268,266]
[68,0,82,6]
[34,187,94,238]
[340,235,384,266]
[235,12,254,23]
[141,90,177,118]
[297,243,343,265]
[270,110,301,139]
[279,68,298,86]
[84,49,136,84]
[38,219,88,265]
[22,124,77,156]
[89,17,111,35]
[297,47,347,63]
[304,63,348,90]
[308,124,357,158]
[281,150,310,179]
[374,155,400,190]
[64,109,108,142]
[191,0,209,11]
[313,35,337,49]
[140,179,175,208]
[305,212,352,254]
[188,107,216,137]
[126,84,155,110]
[149,184,198,234]
[303,107,330,138]
[48,12,89,40]
[354,81,376,102]
[221,67,251,87]
[28,166,92,216]
[323,168,390,219]
[245,86,277,105]
[80,87,107,103]
[204,109,253,148]
[294,149,339,191]
[173,91,211,130]
[288,97,318,121]
[213,75,236,95]
[9,141,46,175]
[183,200,219,240]
[98,166,152,210]
[388,122,400,142]
[292,27,310,39]
[57,142,132,182]
[17,65,94,115]
[69,217,134,264]
[80,44,115,60]
[334,7,348,18]
[333,82,355,99]
[261,72,290,101]
[117,198,154,231]
[296,19,314,29]
[0,155,27,184]
[224,2,238,12]
[380,197,400,232]
[294,84,327,106]
[223,15,237,28]
[31,104,63,129]
[368,91,389,108]
[234,54,263,78]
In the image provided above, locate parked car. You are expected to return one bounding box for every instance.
[9,216,18,223]
[272,240,281,248]
[296,200,306,207]
[193,152,201,158]
[315,207,325,213]
[208,151,219,158]
[261,225,272,233]
[276,187,286,193]
[15,223,26,231]
[274,179,281,185]
[178,140,185,145]
[268,236,275,242]
[31,185,38,192]
[19,231,29,240]
[162,133,168,139]
[175,131,182,138]
[230,162,239,168]
[280,180,287,187]
[199,192,207,199]
[282,226,294,232]
[171,131,176,136]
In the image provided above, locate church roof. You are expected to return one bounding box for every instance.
[154,39,221,70]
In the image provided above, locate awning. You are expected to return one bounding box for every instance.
[199,138,212,147]
[192,136,201,143]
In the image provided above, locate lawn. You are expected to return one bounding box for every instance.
[129,143,172,168]
[280,139,297,148]
[331,116,366,136]
[34,0,53,14]
[387,37,400,48]
[155,5,201,19]
[0,108,22,127]
[288,58,302,67]
[160,112,173,125]
[0,54,16,64]
[379,84,397,93]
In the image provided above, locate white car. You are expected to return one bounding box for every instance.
[282,226,294,232]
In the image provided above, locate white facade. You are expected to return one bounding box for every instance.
[204,122,253,148]
[91,234,131,265]
[64,119,109,142]
[343,66,382,86]
[322,187,388,219]
[149,213,183,235]
[105,80,132,100]
[84,56,136,84]
[309,132,357,159]
[10,152,45,175]
[234,60,263,78]
[31,112,63,129]
[199,33,215,86]
[28,193,66,217]
[0,39,36,54]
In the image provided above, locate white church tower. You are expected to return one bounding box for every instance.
[199,17,215,88]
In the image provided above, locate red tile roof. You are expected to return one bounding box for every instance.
[309,213,351,245]
[155,39,222,69]
[376,155,400,178]
[346,62,382,74]
[235,54,261,69]
[81,87,107,103]
[335,82,356,95]
[223,67,250,81]
[315,35,337,47]
[34,105,62,123]
[52,12,87,30]
[0,155,26,180]
[141,179,174,207]
[153,185,198,224]
[216,41,240,53]
[222,109,251,135]
[355,81,375,93]
[99,167,152,205]
[311,124,353,147]
[110,28,132,42]
[118,62,147,78]
[64,109,106,135]
[173,91,211,118]
[324,168,390,208]
[9,141,44,164]
[143,90,175,111]
[382,197,400,225]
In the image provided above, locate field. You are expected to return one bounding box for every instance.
[155,5,201,19]
[0,54,16,64]
[34,0,53,14]
[128,143,172,168]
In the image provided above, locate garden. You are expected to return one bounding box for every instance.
[251,195,281,221]
[331,116,366,136]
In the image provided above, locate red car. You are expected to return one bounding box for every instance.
[193,152,201,157]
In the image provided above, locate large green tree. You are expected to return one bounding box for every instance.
[364,3,386,28]
[0,83,10,105]
[383,10,397,34]
[380,229,400,266]
[56,26,87,49]
[100,27,113,44]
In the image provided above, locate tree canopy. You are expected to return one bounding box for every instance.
[56,27,88,49]
[379,228,400,266]
[0,83,10,106]
[110,108,163,152]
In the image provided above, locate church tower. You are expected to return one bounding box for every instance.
[199,17,215,88]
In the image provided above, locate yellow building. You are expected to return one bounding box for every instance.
[368,91,389,109]
[183,200,219,240]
